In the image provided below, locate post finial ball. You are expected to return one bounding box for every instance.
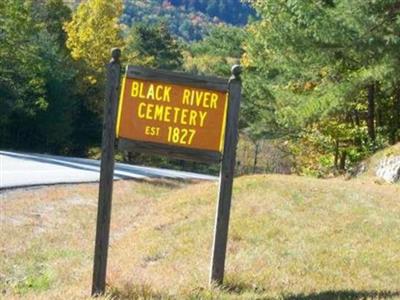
[111,48,121,63]
[231,65,242,79]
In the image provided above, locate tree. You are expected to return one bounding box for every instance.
[64,0,123,74]
[0,0,78,152]
[31,0,72,47]
[0,0,53,148]
[184,25,245,76]
[125,23,183,70]
[64,0,124,116]
[243,0,400,174]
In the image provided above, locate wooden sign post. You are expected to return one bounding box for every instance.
[210,65,242,285]
[92,54,242,295]
[92,48,121,296]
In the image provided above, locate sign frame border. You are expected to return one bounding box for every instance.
[115,65,229,163]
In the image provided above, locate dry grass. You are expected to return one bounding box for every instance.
[1,175,400,299]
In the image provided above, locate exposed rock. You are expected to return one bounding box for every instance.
[375,156,400,183]
[350,162,367,177]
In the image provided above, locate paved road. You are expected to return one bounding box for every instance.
[0,151,217,189]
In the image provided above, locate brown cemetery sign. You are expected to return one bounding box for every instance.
[116,70,228,154]
[92,49,242,296]
[115,66,233,162]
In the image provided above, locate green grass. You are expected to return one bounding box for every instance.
[1,175,400,299]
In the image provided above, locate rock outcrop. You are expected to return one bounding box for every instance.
[375,156,400,183]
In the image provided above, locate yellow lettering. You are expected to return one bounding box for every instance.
[145,126,160,136]
[181,89,218,109]
[137,102,209,128]
[195,91,204,106]
[203,92,211,108]
[154,105,164,121]
[188,129,196,144]
[164,106,171,122]
[199,111,207,127]
[131,81,140,97]
[163,86,171,102]
[139,82,145,99]
[182,89,191,105]
[210,93,218,109]
[189,110,197,126]
[173,107,180,123]
[146,104,154,119]
[190,90,195,105]
[138,102,146,118]
[147,84,155,100]
[180,109,188,125]
[156,85,163,101]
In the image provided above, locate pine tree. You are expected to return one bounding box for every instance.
[125,23,183,70]
[243,0,400,174]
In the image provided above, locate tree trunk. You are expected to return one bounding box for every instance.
[353,109,361,147]
[367,84,376,142]
[253,141,259,174]
[396,87,400,142]
[334,139,339,169]
[339,150,347,171]
[354,109,360,127]
[390,87,400,144]
[376,98,383,128]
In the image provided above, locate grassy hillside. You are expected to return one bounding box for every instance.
[1,175,400,299]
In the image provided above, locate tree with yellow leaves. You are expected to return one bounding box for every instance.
[64,0,124,74]
[64,0,124,113]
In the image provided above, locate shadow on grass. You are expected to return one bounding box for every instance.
[222,282,400,299]
[284,290,400,300]
[108,280,400,299]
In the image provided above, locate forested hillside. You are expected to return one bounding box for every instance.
[65,0,254,40]
[169,0,254,25]
[122,0,219,41]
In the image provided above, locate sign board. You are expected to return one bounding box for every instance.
[115,66,229,162]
